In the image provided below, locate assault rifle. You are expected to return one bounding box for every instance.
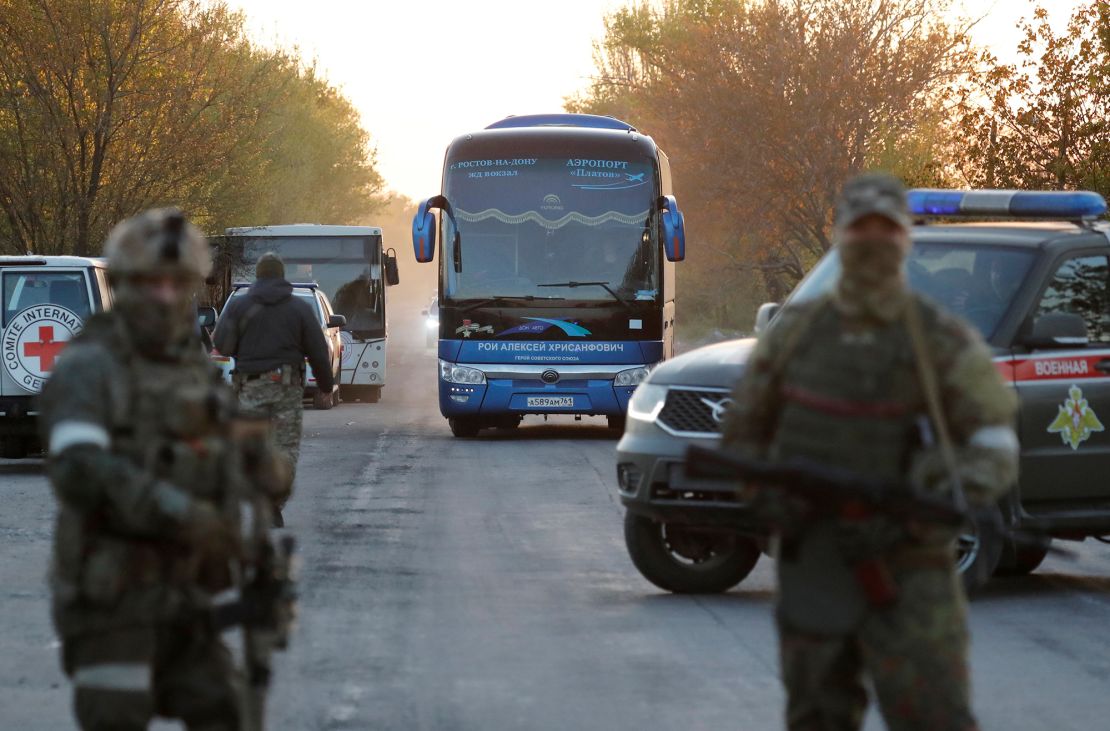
[220,417,299,731]
[684,445,1070,603]
[684,445,965,528]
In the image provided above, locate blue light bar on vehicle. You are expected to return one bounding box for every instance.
[907,189,1107,219]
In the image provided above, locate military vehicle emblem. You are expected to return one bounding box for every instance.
[1047,384,1105,450]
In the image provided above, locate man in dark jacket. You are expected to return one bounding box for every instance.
[213,252,334,525]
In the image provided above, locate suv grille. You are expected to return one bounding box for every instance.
[657,388,731,436]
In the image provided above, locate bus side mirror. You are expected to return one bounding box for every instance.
[659,195,686,262]
[384,248,400,286]
[412,197,440,263]
[327,314,347,329]
[196,306,217,330]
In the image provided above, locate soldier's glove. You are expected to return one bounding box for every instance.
[182,501,239,558]
[835,517,907,563]
[909,449,951,495]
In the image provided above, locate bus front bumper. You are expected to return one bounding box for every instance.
[438,364,641,418]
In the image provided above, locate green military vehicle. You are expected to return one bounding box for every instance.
[616,189,1110,592]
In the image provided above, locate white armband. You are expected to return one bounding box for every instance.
[968,425,1019,456]
[49,420,110,455]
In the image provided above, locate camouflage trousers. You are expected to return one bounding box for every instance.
[235,379,304,504]
[778,565,977,731]
[63,620,241,731]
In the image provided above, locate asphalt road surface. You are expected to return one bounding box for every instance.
[3,306,1110,730]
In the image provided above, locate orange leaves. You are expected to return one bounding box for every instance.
[0,0,384,257]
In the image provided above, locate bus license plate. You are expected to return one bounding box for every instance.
[527,396,574,408]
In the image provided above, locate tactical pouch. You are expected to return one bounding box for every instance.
[163,439,227,499]
[776,522,868,634]
[80,540,131,606]
[854,559,898,607]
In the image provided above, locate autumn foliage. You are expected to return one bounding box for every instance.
[0,0,383,257]
[571,0,1110,332]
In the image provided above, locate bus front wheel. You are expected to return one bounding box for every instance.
[449,418,481,438]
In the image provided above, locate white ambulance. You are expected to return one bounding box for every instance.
[0,256,110,458]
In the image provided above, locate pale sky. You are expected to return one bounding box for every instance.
[226,0,1089,200]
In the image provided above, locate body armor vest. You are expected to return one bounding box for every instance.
[111,350,237,502]
[51,314,240,634]
[769,305,925,482]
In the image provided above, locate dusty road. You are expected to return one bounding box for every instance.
[2,306,1110,730]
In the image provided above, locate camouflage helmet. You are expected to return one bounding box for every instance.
[103,208,211,280]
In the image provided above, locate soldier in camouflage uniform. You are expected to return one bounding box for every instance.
[720,174,1020,731]
[41,209,284,730]
[213,253,334,526]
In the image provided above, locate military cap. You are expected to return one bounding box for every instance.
[103,208,211,280]
[835,172,911,231]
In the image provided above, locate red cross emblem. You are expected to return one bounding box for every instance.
[23,325,67,371]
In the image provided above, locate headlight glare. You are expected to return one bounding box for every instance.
[627,383,667,421]
[614,366,651,387]
[439,360,486,384]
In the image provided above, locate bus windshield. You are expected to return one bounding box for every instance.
[231,236,385,337]
[443,155,658,304]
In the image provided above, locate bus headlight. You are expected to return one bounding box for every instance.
[614,366,651,387]
[439,360,486,385]
[426,317,439,329]
[627,383,667,422]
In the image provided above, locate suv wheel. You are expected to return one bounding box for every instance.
[623,512,760,594]
[995,536,1051,577]
[957,505,1004,593]
[449,418,481,438]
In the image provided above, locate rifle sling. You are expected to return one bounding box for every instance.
[904,298,964,508]
[762,294,964,513]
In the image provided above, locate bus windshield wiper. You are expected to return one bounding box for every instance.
[536,281,633,310]
[460,294,564,313]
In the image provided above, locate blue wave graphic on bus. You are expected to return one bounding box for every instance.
[456,208,649,230]
[498,318,592,338]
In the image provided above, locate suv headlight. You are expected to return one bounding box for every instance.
[439,360,486,384]
[614,366,651,387]
[627,383,668,422]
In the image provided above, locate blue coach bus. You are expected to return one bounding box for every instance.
[412,113,686,437]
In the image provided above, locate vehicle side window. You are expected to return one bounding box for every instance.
[2,270,91,327]
[1035,255,1110,343]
